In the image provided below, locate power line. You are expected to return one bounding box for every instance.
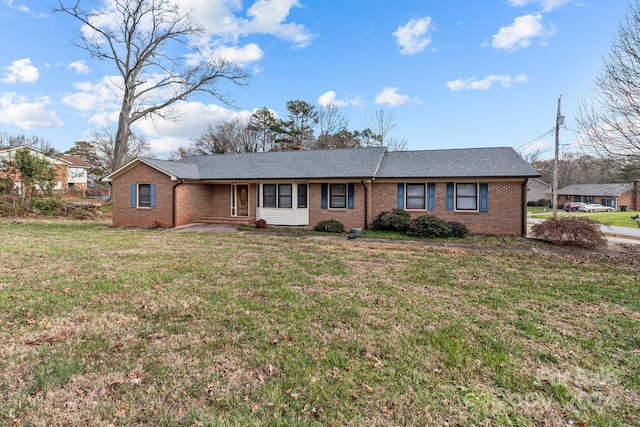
[516,128,555,152]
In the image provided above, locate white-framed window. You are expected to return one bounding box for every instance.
[69,167,85,179]
[406,183,426,210]
[329,183,347,209]
[138,183,152,208]
[297,184,307,208]
[262,183,302,209]
[456,183,478,211]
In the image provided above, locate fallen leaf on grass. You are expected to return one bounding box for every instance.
[362,384,374,393]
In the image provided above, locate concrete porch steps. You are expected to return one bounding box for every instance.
[196,216,253,225]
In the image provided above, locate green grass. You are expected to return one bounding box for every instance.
[1,220,639,425]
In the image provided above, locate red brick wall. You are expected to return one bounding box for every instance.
[308,182,368,229]
[112,164,527,235]
[175,183,257,226]
[617,181,640,211]
[175,183,213,226]
[372,181,526,236]
[112,163,174,228]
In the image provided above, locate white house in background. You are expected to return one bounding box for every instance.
[59,155,90,190]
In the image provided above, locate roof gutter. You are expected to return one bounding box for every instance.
[172,179,184,228]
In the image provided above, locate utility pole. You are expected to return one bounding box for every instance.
[552,96,564,219]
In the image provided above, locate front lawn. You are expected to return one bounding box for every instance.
[1,221,639,426]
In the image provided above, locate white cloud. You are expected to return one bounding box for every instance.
[133,100,252,156]
[2,0,29,12]
[106,0,315,50]
[317,90,363,108]
[393,16,433,55]
[374,87,410,106]
[61,76,123,112]
[507,0,572,12]
[1,58,39,83]
[68,60,90,74]
[446,74,528,91]
[0,92,63,129]
[210,43,264,65]
[240,0,315,48]
[491,14,555,51]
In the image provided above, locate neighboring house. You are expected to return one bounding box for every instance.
[0,146,69,194]
[103,146,540,236]
[59,155,90,190]
[557,181,640,211]
[527,178,552,203]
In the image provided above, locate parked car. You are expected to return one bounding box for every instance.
[563,202,587,212]
[578,203,614,212]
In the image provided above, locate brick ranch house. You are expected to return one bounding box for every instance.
[557,181,640,211]
[103,146,540,236]
[0,146,90,194]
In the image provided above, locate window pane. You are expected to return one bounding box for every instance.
[263,184,276,208]
[457,197,477,210]
[138,184,151,208]
[278,184,292,208]
[457,183,476,196]
[297,184,308,208]
[456,183,477,210]
[330,184,346,208]
[406,184,425,209]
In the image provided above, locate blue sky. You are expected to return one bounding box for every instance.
[0,0,630,159]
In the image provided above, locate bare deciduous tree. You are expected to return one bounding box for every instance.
[385,136,408,152]
[0,132,56,155]
[317,103,349,137]
[55,0,249,172]
[68,127,150,178]
[576,1,640,164]
[364,109,396,146]
[172,117,259,157]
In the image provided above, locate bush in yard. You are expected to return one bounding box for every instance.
[33,198,63,216]
[313,219,345,233]
[255,219,267,229]
[448,221,469,238]
[370,208,412,232]
[407,215,452,238]
[530,217,607,249]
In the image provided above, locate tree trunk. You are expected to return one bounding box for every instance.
[113,90,134,172]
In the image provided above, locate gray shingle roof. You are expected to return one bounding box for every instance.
[175,147,387,180]
[376,147,539,178]
[140,158,200,179]
[114,146,540,181]
[557,183,633,197]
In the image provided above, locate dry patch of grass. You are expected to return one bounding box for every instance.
[0,220,639,426]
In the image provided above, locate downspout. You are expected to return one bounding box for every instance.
[172,179,184,228]
[361,179,368,230]
[522,179,528,238]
